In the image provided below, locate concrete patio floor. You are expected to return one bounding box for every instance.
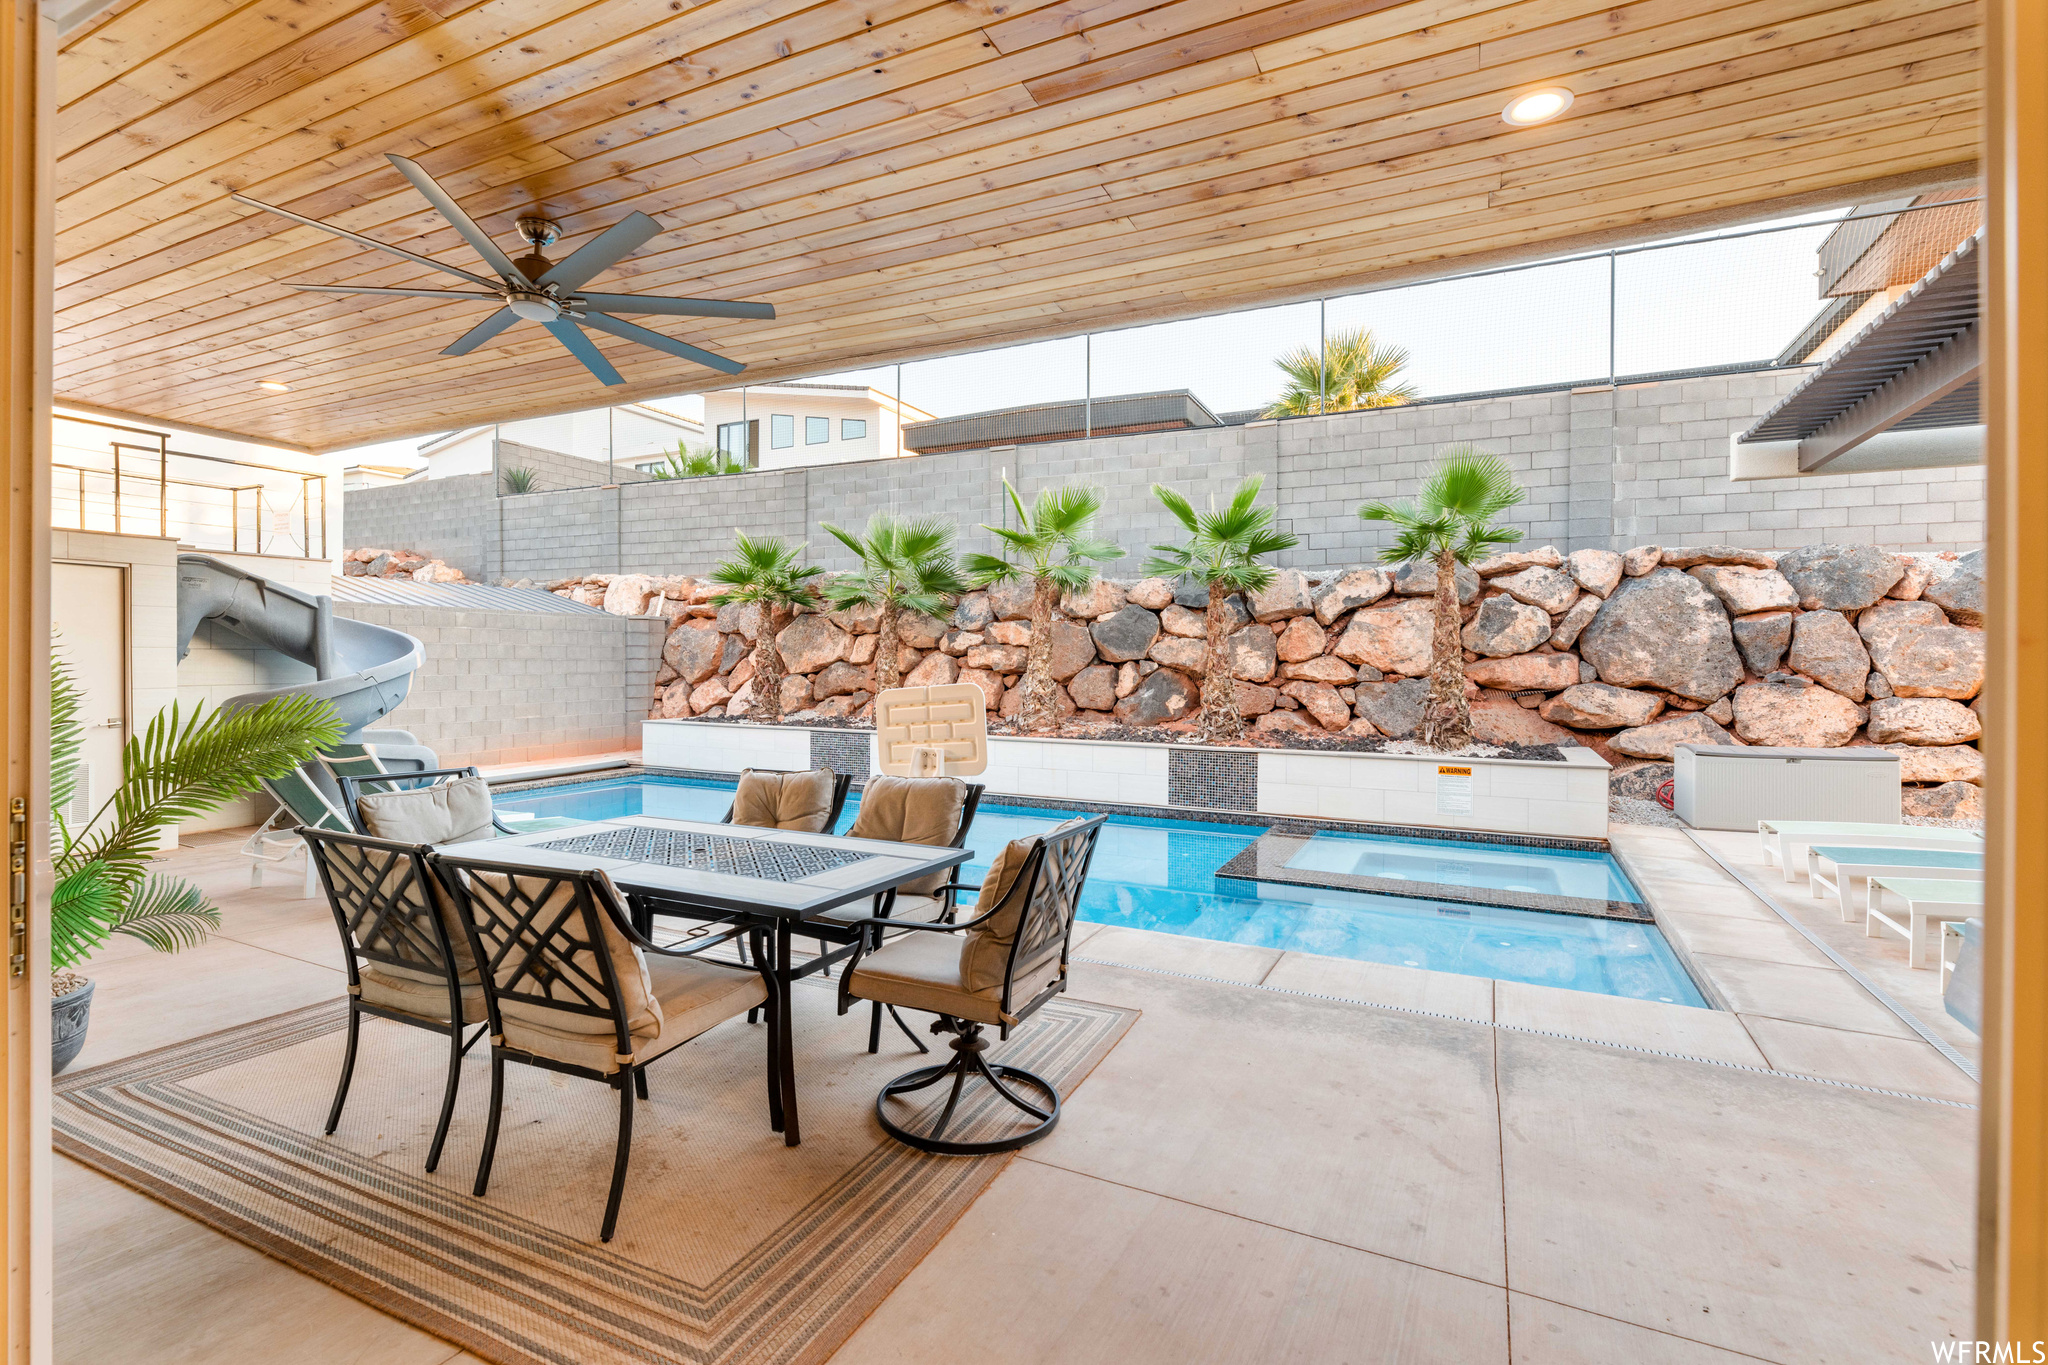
[55,825,1977,1364]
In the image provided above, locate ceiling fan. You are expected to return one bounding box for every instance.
[230,152,775,385]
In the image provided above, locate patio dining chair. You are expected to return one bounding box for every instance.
[341,767,583,840]
[835,814,1104,1156]
[428,854,775,1243]
[301,826,485,1174]
[721,767,853,833]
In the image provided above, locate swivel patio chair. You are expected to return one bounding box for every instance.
[428,854,774,1242]
[341,767,582,840]
[835,814,1104,1155]
[720,767,852,832]
[302,826,485,1174]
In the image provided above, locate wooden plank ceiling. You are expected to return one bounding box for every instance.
[54,0,1981,450]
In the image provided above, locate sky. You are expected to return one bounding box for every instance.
[332,209,1854,468]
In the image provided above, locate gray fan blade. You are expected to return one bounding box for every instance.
[579,311,745,375]
[230,192,500,290]
[289,283,504,301]
[537,212,665,292]
[385,153,527,284]
[576,292,775,320]
[442,308,519,356]
[545,319,625,385]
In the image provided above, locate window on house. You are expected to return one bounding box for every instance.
[716,421,755,465]
[841,418,867,440]
[805,416,829,444]
[770,414,794,448]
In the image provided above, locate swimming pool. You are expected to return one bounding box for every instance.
[495,773,1707,1008]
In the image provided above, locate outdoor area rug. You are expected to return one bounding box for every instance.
[55,981,1137,1365]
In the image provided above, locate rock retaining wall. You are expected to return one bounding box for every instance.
[560,545,1986,821]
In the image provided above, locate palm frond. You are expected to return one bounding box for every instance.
[1152,484,1199,536]
[49,865,115,971]
[962,551,1018,586]
[1263,328,1420,418]
[106,875,220,955]
[49,635,84,831]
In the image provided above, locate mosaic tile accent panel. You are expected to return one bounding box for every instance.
[809,729,872,781]
[1167,749,1257,812]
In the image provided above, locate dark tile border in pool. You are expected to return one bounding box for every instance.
[1214,832,1653,924]
[488,765,1613,854]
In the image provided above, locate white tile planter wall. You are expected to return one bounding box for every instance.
[642,720,1611,839]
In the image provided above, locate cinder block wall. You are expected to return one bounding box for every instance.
[346,367,1987,582]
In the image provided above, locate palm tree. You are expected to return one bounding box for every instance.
[819,514,967,693]
[50,645,344,971]
[1144,476,1299,742]
[1359,447,1526,751]
[963,482,1125,732]
[646,443,745,480]
[708,532,824,722]
[1264,328,1419,417]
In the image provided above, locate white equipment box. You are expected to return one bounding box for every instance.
[1673,743,1900,830]
[872,683,989,777]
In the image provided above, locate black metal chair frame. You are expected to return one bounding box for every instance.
[428,853,780,1243]
[339,766,523,837]
[301,826,487,1174]
[833,815,1104,1156]
[640,776,988,1058]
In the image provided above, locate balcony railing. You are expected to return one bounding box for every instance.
[53,416,329,559]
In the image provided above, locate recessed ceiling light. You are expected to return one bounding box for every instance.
[256,380,292,393]
[1502,87,1573,126]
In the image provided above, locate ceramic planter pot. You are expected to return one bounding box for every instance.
[52,977,95,1075]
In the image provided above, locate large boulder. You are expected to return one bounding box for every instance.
[688,677,733,714]
[1235,682,1278,717]
[1867,697,1983,745]
[1461,596,1551,657]
[1868,621,1985,700]
[811,660,869,699]
[1885,743,1985,785]
[716,602,761,639]
[964,642,1028,673]
[1090,606,1161,663]
[1247,569,1313,622]
[601,573,663,616]
[1474,546,1563,576]
[1610,712,1739,760]
[1274,615,1327,662]
[1469,703,1578,748]
[1067,664,1118,712]
[1730,679,1864,747]
[1786,610,1870,700]
[903,652,958,688]
[1392,559,1480,603]
[780,674,812,713]
[827,601,883,635]
[1491,566,1579,615]
[987,579,1038,621]
[1731,612,1794,676]
[1047,620,1099,682]
[1334,597,1436,676]
[1281,655,1358,684]
[1539,682,1664,729]
[1148,636,1208,674]
[957,667,1005,712]
[1566,548,1624,598]
[656,683,694,718]
[1549,595,1601,650]
[1857,598,1949,651]
[1159,604,1207,638]
[775,615,851,674]
[1775,544,1906,611]
[1254,710,1318,739]
[1352,677,1430,739]
[1464,653,1581,692]
[1113,669,1200,726]
[1922,549,1984,625]
[1659,545,1777,570]
[1281,681,1351,731]
[1688,565,1797,615]
[1228,625,1278,682]
[1902,781,1985,821]
[1125,576,1175,610]
[949,591,994,631]
[897,611,947,649]
[1312,567,1393,625]
[662,624,723,684]
[1621,545,1663,576]
[1576,569,1743,702]
[989,621,1031,647]
[1060,579,1126,619]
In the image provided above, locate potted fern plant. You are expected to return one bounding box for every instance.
[49,645,343,1073]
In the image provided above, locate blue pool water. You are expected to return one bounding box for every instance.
[494,774,1706,1008]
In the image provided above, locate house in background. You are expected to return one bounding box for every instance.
[900,389,1234,455]
[702,383,933,469]
[418,402,706,490]
[340,463,421,491]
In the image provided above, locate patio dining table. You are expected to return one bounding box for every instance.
[437,815,972,1147]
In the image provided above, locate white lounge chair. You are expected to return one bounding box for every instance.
[1758,820,1981,884]
[1806,844,1984,921]
[1866,876,1984,969]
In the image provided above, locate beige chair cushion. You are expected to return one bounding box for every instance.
[498,953,766,1074]
[959,817,1089,992]
[356,965,486,1022]
[357,776,496,847]
[731,769,837,832]
[847,776,967,895]
[321,839,480,988]
[846,931,1063,1027]
[813,892,946,927]
[464,869,662,1049]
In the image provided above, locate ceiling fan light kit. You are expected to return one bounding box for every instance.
[229,153,776,386]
